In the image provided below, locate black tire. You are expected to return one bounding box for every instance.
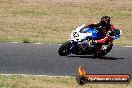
[93,44,113,57]
[93,50,105,58]
[58,41,71,56]
[93,44,106,58]
[105,44,113,55]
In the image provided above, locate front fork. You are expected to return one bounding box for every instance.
[68,40,80,54]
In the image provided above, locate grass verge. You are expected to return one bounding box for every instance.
[0,0,132,45]
[0,75,131,88]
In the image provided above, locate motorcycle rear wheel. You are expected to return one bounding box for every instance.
[93,44,113,57]
[93,50,105,57]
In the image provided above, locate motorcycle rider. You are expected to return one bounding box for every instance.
[84,16,115,52]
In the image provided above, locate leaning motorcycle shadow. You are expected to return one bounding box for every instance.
[67,55,125,60]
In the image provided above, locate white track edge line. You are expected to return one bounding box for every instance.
[0,74,73,78]
[9,42,132,47]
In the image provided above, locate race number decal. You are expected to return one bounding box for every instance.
[73,32,79,37]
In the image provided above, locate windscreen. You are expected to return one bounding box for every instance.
[79,28,90,33]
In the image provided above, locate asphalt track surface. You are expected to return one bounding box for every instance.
[0,43,132,76]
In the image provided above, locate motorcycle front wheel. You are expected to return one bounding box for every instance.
[58,41,71,56]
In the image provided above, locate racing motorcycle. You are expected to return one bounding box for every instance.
[58,24,122,57]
